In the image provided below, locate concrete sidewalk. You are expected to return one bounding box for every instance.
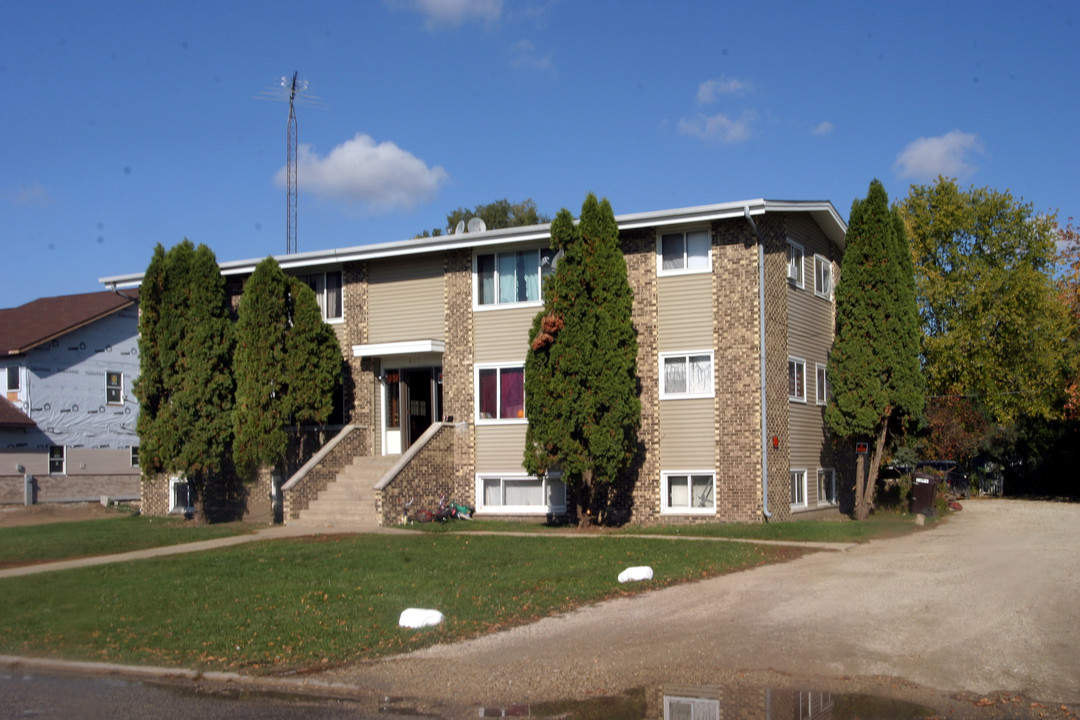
[0,523,854,579]
[0,523,404,579]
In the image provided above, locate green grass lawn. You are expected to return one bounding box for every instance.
[0,533,803,673]
[0,514,255,568]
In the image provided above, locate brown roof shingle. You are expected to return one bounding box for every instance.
[0,396,35,428]
[0,289,139,356]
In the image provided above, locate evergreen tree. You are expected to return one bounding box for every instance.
[135,240,234,520]
[523,194,640,526]
[134,244,167,473]
[285,278,341,426]
[826,180,924,519]
[233,257,290,477]
[232,259,342,478]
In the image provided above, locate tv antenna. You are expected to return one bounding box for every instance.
[256,72,323,254]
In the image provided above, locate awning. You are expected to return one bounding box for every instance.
[351,340,445,358]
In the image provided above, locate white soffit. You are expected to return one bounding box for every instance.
[352,340,445,358]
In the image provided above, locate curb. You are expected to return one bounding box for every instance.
[0,655,373,701]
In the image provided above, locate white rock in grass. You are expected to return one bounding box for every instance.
[399,608,445,628]
[618,566,653,583]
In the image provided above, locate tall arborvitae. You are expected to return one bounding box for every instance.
[284,278,341,427]
[826,180,924,519]
[233,260,341,478]
[134,244,167,474]
[135,240,234,520]
[171,242,235,518]
[233,257,290,478]
[524,193,640,526]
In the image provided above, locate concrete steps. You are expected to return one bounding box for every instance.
[291,455,399,529]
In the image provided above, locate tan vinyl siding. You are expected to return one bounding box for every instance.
[659,397,716,468]
[367,255,444,343]
[66,448,140,475]
[786,213,838,504]
[474,424,528,474]
[473,306,535,363]
[657,273,713,351]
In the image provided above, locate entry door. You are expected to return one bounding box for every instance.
[402,368,436,448]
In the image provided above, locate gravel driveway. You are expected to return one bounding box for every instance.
[325,499,1080,707]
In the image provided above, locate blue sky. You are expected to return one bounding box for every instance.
[2,0,1077,308]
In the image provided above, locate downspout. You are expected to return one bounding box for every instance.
[744,206,772,520]
[107,282,138,304]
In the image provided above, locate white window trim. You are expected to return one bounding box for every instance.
[169,476,194,514]
[787,240,805,288]
[815,363,828,405]
[106,370,124,406]
[473,363,528,425]
[474,472,566,515]
[813,254,832,300]
[661,470,717,515]
[5,365,21,393]
[659,350,715,400]
[472,247,550,312]
[130,446,140,468]
[49,446,66,475]
[656,228,712,277]
[788,357,807,403]
[790,468,808,508]
[297,269,344,325]
[817,468,837,506]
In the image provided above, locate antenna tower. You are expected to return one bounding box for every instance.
[285,72,301,254]
[257,72,321,255]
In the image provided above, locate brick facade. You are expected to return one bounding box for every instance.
[442,249,476,503]
[282,424,370,521]
[374,422,458,526]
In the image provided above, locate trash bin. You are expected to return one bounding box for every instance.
[910,472,938,515]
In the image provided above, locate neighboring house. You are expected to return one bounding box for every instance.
[0,290,141,504]
[103,198,845,525]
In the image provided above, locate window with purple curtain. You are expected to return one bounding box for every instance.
[499,367,524,419]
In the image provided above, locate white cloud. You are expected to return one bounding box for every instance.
[512,39,553,72]
[7,181,54,207]
[276,133,449,213]
[894,130,983,180]
[677,111,756,144]
[390,0,502,29]
[696,77,751,105]
[812,121,834,136]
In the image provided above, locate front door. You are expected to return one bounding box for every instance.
[385,366,442,453]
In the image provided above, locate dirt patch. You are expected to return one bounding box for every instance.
[0,502,127,528]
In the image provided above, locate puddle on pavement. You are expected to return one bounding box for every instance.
[469,685,935,719]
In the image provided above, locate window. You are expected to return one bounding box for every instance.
[816,363,828,405]
[476,249,554,306]
[664,695,721,720]
[790,469,807,507]
[106,370,123,405]
[5,366,19,393]
[384,370,401,429]
[660,351,714,399]
[298,270,343,321]
[662,472,716,513]
[787,240,804,287]
[479,474,565,513]
[170,476,194,514]
[818,468,837,505]
[788,358,806,402]
[814,254,832,299]
[476,365,525,421]
[658,230,710,274]
[49,446,65,474]
[130,446,140,467]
